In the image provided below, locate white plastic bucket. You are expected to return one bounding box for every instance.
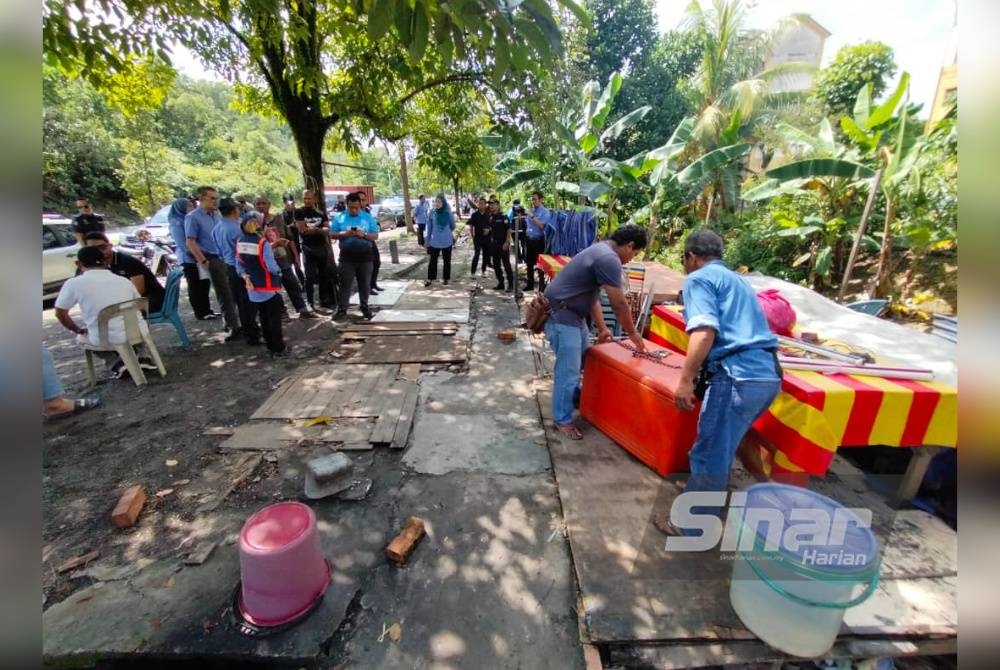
[729,483,880,658]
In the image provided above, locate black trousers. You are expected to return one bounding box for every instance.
[303,250,333,308]
[181,262,212,318]
[279,266,308,312]
[338,259,373,310]
[428,246,452,281]
[491,241,513,286]
[524,236,546,289]
[416,224,425,247]
[248,294,285,353]
[227,265,260,342]
[470,237,488,274]
[369,242,381,289]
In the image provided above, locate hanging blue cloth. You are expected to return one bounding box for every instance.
[544,208,597,256]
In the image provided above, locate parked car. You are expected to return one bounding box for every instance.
[42,214,79,301]
[375,196,420,228]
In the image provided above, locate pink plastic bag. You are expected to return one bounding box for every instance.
[757,289,797,336]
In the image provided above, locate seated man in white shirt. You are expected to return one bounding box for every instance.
[53,246,157,380]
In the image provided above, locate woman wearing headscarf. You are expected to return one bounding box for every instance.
[423,193,456,287]
[168,196,217,320]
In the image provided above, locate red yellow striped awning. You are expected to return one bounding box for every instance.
[537,254,570,278]
[648,305,957,476]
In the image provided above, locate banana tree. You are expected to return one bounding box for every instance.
[495,71,651,227]
[623,115,750,250]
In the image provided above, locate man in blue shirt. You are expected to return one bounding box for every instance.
[657,228,782,538]
[185,186,241,340]
[330,193,379,321]
[525,190,551,291]
[413,194,430,246]
[214,198,260,345]
[235,213,288,357]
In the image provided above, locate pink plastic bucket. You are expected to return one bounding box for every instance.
[237,502,330,627]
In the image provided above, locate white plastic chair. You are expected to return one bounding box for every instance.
[82,298,166,387]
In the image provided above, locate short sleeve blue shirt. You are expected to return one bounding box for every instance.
[212,217,242,267]
[184,208,221,256]
[682,259,779,379]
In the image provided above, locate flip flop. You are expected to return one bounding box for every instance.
[556,423,583,440]
[44,398,101,422]
[652,512,685,537]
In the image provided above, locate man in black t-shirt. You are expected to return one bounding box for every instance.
[72,197,106,245]
[487,197,514,292]
[294,189,335,310]
[83,232,166,313]
[281,195,305,283]
[467,196,492,277]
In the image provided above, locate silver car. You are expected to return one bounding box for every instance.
[42,214,79,301]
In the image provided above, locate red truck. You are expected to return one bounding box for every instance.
[323,185,374,214]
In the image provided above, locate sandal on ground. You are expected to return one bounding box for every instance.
[44,398,101,422]
[556,423,583,440]
[652,512,685,537]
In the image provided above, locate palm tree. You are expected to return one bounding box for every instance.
[679,0,812,216]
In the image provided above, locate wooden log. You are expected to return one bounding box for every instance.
[386,516,426,566]
[111,485,146,528]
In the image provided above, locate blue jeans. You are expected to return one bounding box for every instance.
[43,346,64,401]
[545,320,590,425]
[682,363,781,531]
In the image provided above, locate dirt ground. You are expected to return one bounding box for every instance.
[41,232,429,611]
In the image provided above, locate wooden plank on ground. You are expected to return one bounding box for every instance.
[178,452,262,513]
[536,383,958,645]
[343,335,469,364]
[257,365,321,419]
[339,321,458,333]
[250,368,307,419]
[340,365,400,417]
[339,328,458,337]
[218,419,376,450]
[390,380,420,449]
[607,635,957,669]
[398,363,421,382]
[369,379,413,445]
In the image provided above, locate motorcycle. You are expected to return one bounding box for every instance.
[114,230,178,276]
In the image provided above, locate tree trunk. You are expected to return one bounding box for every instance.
[452,176,461,221]
[286,105,328,200]
[872,198,896,299]
[398,142,415,233]
[646,192,662,254]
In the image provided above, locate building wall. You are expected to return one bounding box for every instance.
[765,20,828,93]
[927,62,958,130]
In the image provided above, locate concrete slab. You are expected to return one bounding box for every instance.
[325,472,584,670]
[403,412,549,476]
[349,280,411,307]
[371,309,470,324]
[41,507,365,663]
[393,295,470,310]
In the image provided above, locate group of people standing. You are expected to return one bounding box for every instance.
[163,186,385,357]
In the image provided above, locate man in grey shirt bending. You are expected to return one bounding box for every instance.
[543,224,647,440]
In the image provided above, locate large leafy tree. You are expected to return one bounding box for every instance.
[43,0,584,197]
[814,41,897,120]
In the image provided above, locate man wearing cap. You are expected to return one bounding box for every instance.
[487,196,514,292]
[656,228,783,537]
[185,186,242,339]
[54,246,157,379]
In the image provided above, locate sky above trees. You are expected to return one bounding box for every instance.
[653,0,954,111]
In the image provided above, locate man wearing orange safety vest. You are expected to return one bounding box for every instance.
[235,213,288,357]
